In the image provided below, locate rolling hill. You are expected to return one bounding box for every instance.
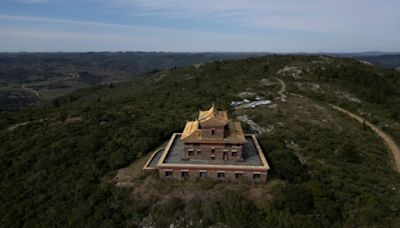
[1,52,399,111]
[0,52,260,111]
[0,55,400,227]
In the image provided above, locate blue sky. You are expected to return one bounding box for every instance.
[0,0,399,52]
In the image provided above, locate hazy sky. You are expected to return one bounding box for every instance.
[0,0,399,52]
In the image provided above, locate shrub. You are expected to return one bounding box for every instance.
[273,184,314,215]
[219,190,262,228]
[269,149,309,183]
[151,197,184,228]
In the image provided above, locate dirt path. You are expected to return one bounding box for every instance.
[330,104,400,172]
[21,85,40,97]
[275,77,286,99]
[274,77,287,102]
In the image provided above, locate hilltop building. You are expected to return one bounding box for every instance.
[143,104,270,183]
[181,104,245,161]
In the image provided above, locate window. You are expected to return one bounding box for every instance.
[211,148,215,154]
[211,128,215,136]
[217,172,225,179]
[199,172,207,178]
[253,174,261,179]
[189,151,194,156]
[235,173,243,179]
[211,155,215,160]
[165,171,173,177]
[181,171,189,178]
[197,150,201,155]
[232,152,237,157]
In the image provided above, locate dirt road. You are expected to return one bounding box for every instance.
[330,104,400,172]
[275,77,286,99]
[21,85,40,97]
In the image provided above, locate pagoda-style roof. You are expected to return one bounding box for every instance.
[228,121,246,143]
[181,104,245,144]
[198,104,228,126]
[181,120,199,140]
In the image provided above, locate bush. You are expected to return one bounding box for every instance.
[273,184,314,215]
[269,149,309,183]
[151,197,184,228]
[219,190,263,228]
[337,142,362,163]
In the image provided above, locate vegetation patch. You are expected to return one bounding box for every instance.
[0,55,400,227]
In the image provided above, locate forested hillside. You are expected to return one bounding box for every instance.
[1,52,398,111]
[1,55,400,227]
[0,52,258,111]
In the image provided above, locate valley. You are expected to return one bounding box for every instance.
[0,52,260,111]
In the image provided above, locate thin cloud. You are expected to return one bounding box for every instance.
[8,0,47,3]
[0,27,89,39]
[102,0,400,33]
[0,15,274,52]
[0,0,399,51]
[0,14,140,29]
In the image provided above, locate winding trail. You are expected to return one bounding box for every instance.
[330,104,400,172]
[274,77,286,99]
[21,85,40,97]
[272,76,400,172]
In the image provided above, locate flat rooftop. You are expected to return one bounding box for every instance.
[165,135,262,166]
[145,133,269,170]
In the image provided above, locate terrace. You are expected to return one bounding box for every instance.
[144,133,269,170]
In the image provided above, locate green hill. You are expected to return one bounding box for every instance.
[0,52,259,111]
[1,55,400,227]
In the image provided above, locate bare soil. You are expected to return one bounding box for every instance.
[275,77,286,99]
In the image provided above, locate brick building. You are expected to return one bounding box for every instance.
[181,104,245,161]
[143,104,270,183]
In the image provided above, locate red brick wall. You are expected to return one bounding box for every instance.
[183,143,243,161]
[158,167,267,183]
[201,126,225,139]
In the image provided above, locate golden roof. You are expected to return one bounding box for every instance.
[180,104,246,144]
[198,103,228,125]
[227,121,246,143]
[181,120,199,140]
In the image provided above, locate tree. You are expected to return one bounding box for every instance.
[337,142,362,163]
[270,149,309,183]
[151,197,184,227]
[219,190,262,228]
[273,184,314,214]
[52,99,60,108]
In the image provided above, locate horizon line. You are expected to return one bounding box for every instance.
[1,51,400,54]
